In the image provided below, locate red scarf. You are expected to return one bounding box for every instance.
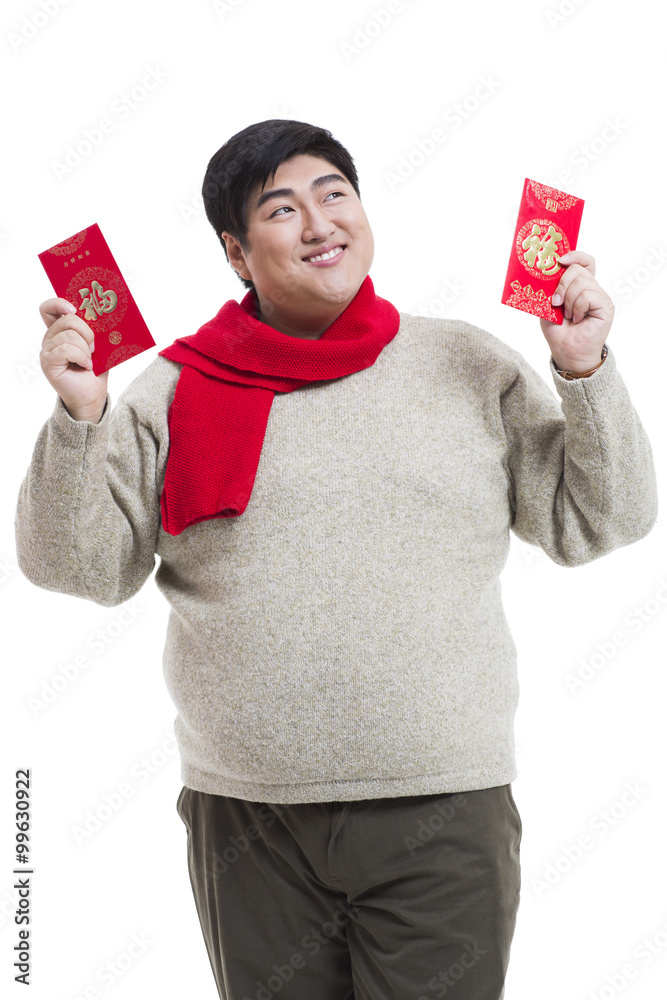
[158,274,400,535]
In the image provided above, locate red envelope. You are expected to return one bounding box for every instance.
[38,223,155,375]
[501,178,584,324]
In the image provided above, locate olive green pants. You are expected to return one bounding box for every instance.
[176,783,521,1000]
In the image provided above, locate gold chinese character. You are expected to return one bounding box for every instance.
[78,279,118,321]
[522,223,563,276]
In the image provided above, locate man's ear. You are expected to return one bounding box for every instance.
[221,231,251,280]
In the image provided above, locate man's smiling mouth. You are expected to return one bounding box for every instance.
[302,244,347,263]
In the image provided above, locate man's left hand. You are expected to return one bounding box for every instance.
[539,250,614,372]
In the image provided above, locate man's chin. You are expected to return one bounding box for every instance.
[305,271,366,306]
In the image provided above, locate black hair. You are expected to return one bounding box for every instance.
[201,119,361,292]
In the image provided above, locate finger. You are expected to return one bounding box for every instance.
[552,265,595,307]
[557,250,596,276]
[561,275,612,322]
[43,328,93,359]
[42,341,93,372]
[568,287,613,325]
[40,297,78,327]
[44,313,96,348]
[561,273,595,319]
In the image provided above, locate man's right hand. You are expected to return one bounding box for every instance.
[39,298,109,422]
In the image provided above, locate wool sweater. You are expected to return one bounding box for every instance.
[15,312,658,803]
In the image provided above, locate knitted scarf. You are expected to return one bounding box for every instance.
[158,274,400,535]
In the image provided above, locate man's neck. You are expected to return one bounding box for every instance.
[251,281,361,341]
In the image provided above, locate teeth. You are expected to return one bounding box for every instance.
[305,246,344,262]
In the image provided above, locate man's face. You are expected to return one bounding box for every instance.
[222,154,375,338]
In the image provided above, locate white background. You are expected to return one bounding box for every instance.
[1,0,665,998]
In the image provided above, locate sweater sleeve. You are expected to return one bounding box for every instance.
[15,366,171,607]
[500,343,658,566]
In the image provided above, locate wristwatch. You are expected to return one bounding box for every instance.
[555,345,608,380]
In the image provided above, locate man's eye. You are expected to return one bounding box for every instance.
[270,192,344,218]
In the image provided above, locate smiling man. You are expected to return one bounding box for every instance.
[16,119,658,1000]
[222,154,375,339]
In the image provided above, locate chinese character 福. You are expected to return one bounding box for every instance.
[78,279,118,321]
[522,223,563,277]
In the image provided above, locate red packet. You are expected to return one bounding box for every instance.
[501,178,584,324]
[38,223,155,375]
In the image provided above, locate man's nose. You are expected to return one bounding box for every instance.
[301,205,335,241]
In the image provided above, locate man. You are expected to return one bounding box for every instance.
[16,119,658,1000]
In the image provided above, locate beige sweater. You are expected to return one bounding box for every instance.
[15,313,658,803]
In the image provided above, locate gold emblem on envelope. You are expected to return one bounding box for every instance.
[528,181,579,212]
[515,219,571,278]
[78,279,118,321]
[506,280,561,321]
[48,230,88,257]
[65,266,129,333]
